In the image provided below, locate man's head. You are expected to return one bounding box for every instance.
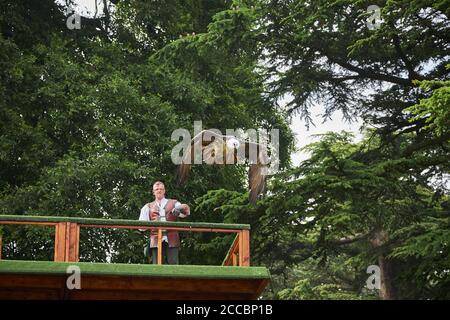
[152,181,166,201]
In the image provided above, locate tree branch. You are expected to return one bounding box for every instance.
[102,0,110,34]
[331,75,361,82]
[391,33,422,81]
[328,58,413,86]
[402,132,450,157]
[328,232,370,246]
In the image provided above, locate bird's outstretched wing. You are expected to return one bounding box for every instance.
[176,130,229,186]
[176,130,270,205]
[246,141,269,204]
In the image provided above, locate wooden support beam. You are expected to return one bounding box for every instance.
[54,222,67,262]
[222,234,240,266]
[0,221,56,226]
[238,231,243,267]
[239,230,250,267]
[81,224,242,233]
[243,229,250,266]
[75,224,80,262]
[66,223,80,262]
[65,222,70,262]
[157,229,163,265]
[254,278,269,298]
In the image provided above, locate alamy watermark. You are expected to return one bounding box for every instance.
[170,121,280,175]
[366,5,383,30]
[66,7,81,30]
[366,265,381,290]
[66,265,81,290]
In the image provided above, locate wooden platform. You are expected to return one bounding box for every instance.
[0,260,270,300]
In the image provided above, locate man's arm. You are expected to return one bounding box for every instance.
[138,205,150,231]
[139,205,150,221]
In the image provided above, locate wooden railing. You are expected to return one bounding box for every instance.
[0,215,250,266]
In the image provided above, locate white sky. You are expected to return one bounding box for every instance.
[61,0,99,16]
[289,104,363,166]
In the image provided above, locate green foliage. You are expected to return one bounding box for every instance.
[0,0,293,266]
[389,216,450,298]
[407,76,450,137]
[1,225,54,261]
[197,130,449,299]
[0,0,448,300]
[276,255,360,300]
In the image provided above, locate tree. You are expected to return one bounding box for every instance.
[196,130,449,299]
[200,0,449,299]
[0,0,293,265]
[1,0,448,300]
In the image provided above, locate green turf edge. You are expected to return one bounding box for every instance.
[0,260,270,279]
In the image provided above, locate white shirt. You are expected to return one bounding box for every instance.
[139,198,183,243]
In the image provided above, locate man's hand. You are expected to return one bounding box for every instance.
[172,203,183,217]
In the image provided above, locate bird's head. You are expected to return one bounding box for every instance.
[226,137,240,149]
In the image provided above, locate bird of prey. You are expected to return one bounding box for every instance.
[176,130,269,204]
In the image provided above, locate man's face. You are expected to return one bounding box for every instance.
[153,183,165,200]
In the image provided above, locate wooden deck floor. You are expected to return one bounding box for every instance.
[0,260,270,300]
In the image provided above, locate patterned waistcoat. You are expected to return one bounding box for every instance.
[147,199,181,248]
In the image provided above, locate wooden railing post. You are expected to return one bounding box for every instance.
[157,228,163,265]
[66,222,80,262]
[239,230,250,267]
[54,222,67,262]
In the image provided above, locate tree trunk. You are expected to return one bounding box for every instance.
[370,229,397,300]
[378,254,397,300]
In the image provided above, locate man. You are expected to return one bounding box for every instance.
[139,181,190,265]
